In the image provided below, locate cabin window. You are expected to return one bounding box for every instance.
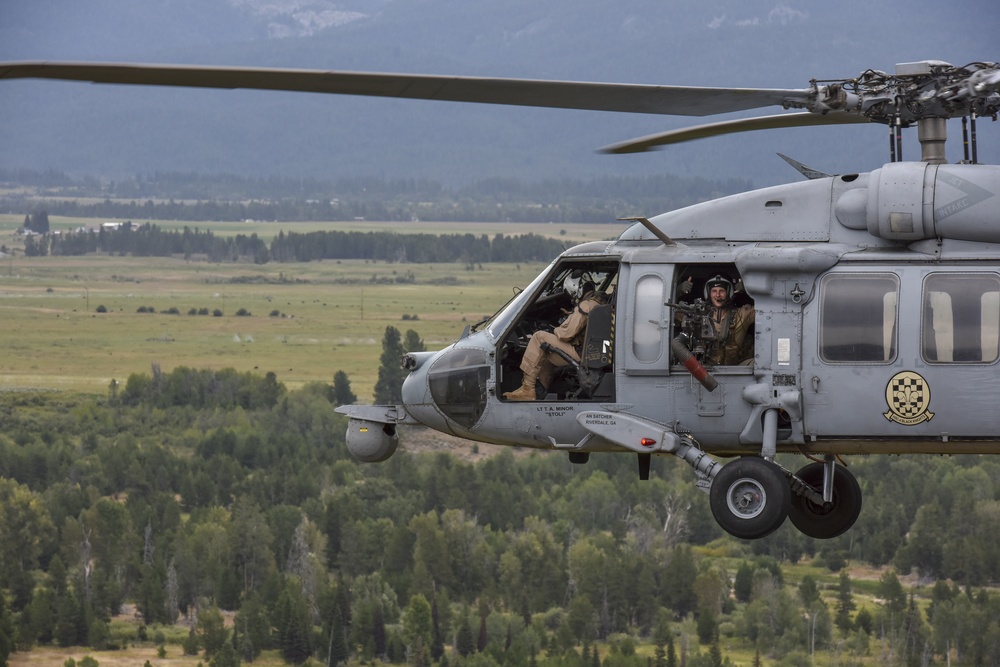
[819,273,898,363]
[921,273,1000,363]
[632,274,664,363]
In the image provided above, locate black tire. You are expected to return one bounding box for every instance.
[710,457,790,539]
[788,462,862,539]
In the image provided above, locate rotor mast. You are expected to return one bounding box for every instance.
[918,117,948,163]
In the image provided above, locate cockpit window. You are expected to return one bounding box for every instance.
[922,273,1000,363]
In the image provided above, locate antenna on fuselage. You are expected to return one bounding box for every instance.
[619,216,676,246]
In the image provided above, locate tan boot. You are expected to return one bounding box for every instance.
[504,371,540,401]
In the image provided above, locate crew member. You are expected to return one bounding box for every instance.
[504,272,605,401]
[701,274,755,365]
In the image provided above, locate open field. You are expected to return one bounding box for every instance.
[0,219,625,397]
[8,646,288,667]
[0,213,626,243]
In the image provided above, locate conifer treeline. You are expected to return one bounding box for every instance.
[26,223,566,264]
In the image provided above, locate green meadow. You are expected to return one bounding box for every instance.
[0,215,624,398]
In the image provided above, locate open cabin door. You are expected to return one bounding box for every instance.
[619,261,762,448]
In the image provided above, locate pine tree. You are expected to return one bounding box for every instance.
[455,615,475,656]
[664,546,698,616]
[137,564,167,626]
[326,605,349,667]
[54,589,81,647]
[332,371,357,405]
[710,638,723,667]
[183,627,200,656]
[233,593,269,663]
[431,596,444,661]
[835,571,856,635]
[209,638,240,667]
[373,604,387,659]
[696,608,717,645]
[654,618,672,667]
[373,326,406,404]
[477,601,488,653]
[404,329,426,353]
[733,562,754,603]
[276,584,312,664]
[197,606,229,659]
[27,210,50,234]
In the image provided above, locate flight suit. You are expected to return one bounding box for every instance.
[510,293,603,397]
[706,303,755,365]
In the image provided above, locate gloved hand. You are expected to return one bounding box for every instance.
[678,277,694,296]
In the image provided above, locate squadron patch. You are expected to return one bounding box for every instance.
[884,371,934,425]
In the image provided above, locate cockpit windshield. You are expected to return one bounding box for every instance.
[484,262,556,343]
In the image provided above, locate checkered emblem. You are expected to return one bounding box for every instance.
[884,371,934,425]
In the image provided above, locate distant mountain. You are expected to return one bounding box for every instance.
[1,0,996,193]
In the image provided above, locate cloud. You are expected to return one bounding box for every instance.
[707,4,808,29]
[768,4,809,25]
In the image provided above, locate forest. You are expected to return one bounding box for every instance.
[5,331,1000,667]
[19,222,566,266]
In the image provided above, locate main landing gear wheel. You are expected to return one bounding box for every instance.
[788,462,862,539]
[710,457,790,540]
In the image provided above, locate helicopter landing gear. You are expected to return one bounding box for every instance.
[709,457,790,539]
[788,461,862,539]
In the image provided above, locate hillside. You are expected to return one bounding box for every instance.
[1,0,997,189]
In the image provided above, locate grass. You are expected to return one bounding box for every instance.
[0,213,625,243]
[8,645,289,667]
[0,217,626,399]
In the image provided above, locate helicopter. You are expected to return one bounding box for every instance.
[3,58,999,540]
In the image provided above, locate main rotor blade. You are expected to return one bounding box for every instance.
[0,61,814,117]
[598,112,871,153]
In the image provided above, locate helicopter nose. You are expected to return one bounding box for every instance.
[402,345,491,432]
[400,351,449,433]
[401,358,433,407]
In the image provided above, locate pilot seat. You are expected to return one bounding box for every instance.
[542,303,615,400]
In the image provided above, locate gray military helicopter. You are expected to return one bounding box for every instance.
[4,59,999,540]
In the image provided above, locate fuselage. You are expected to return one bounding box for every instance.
[342,161,1000,459]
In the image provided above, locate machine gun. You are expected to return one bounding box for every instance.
[665,298,720,392]
[666,298,721,360]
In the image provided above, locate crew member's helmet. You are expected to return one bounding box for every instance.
[564,271,594,301]
[704,274,733,301]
